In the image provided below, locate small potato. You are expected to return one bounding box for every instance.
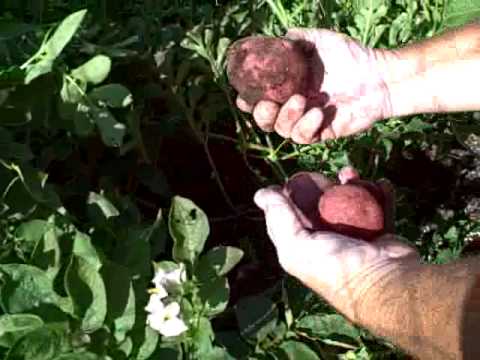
[226,36,309,105]
[318,183,384,241]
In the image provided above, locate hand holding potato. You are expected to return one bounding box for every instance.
[229,29,394,144]
[254,168,419,321]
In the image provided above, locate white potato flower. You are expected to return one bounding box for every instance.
[146,301,188,337]
[152,263,186,292]
[144,292,166,314]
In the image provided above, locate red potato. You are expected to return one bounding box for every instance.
[318,182,384,241]
[226,36,309,105]
[284,172,387,241]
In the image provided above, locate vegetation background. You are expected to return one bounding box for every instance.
[1,0,480,359]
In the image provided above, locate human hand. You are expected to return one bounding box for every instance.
[254,168,419,321]
[237,29,393,143]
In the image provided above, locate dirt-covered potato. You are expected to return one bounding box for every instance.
[226,36,309,105]
[318,182,384,241]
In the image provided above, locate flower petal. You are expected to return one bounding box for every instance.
[164,301,181,317]
[159,316,188,337]
[146,313,164,333]
[145,293,165,313]
[152,268,167,288]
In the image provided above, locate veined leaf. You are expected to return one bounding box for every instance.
[45,9,87,60]
[65,256,107,332]
[169,196,209,264]
[71,55,111,85]
[195,246,243,281]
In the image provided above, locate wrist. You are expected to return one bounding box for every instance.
[338,256,423,324]
[372,48,425,118]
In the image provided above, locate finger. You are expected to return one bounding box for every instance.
[254,187,310,248]
[290,107,324,144]
[275,94,307,138]
[283,171,333,229]
[252,100,279,132]
[236,96,253,113]
[338,166,360,185]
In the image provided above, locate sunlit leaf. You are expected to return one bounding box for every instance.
[0,314,44,348]
[195,246,243,281]
[72,55,111,85]
[169,196,209,264]
[45,9,87,60]
[443,0,480,28]
[65,256,107,332]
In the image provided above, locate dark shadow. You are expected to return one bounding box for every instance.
[461,273,480,359]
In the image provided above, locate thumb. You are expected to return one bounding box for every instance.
[254,186,310,249]
[375,234,420,260]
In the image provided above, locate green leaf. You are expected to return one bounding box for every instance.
[117,337,133,358]
[90,84,133,108]
[216,37,232,68]
[14,220,50,254]
[235,294,278,341]
[198,276,229,317]
[191,317,215,358]
[72,231,102,270]
[73,104,95,136]
[443,0,480,29]
[0,314,44,348]
[87,191,120,220]
[196,246,243,281]
[24,59,53,85]
[277,340,320,360]
[114,225,151,279]
[0,264,67,313]
[54,351,102,360]
[206,347,236,360]
[60,75,85,103]
[72,55,111,85]
[296,314,360,340]
[135,326,159,360]
[45,9,87,60]
[101,261,136,342]
[65,256,107,332]
[0,67,25,87]
[169,196,209,264]
[149,344,182,360]
[10,163,62,209]
[215,331,250,359]
[90,105,126,147]
[5,327,64,360]
[31,226,61,277]
[1,176,38,220]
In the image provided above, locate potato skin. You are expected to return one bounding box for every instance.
[226,36,308,105]
[318,183,384,241]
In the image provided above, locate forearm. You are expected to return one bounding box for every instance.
[352,257,480,359]
[377,21,480,116]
